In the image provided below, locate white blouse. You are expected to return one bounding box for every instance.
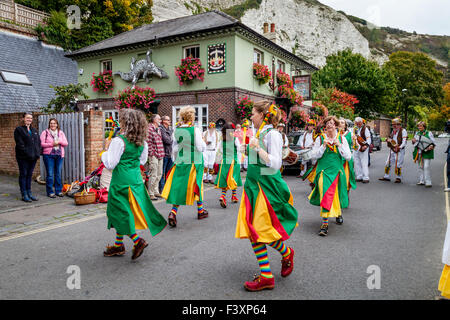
[171,125,206,161]
[310,131,352,161]
[252,124,283,171]
[101,137,149,170]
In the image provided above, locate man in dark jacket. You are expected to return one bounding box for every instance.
[159,115,173,193]
[14,112,41,202]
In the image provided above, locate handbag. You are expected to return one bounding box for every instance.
[89,188,108,203]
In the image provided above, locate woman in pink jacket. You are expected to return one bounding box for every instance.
[40,118,68,198]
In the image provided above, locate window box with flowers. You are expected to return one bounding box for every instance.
[235,96,254,120]
[114,86,156,114]
[175,57,205,85]
[252,63,272,85]
[91,70,114,94]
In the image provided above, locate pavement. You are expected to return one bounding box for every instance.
[0,139,448,300]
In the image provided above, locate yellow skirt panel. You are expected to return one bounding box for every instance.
[128,187,149,230]
[439,264,450,299]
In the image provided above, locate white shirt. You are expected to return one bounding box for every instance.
[203,129,218,151]
[310,131,352,161]
[256,124,283,171]
[355,126,371,151]
[171,125,206,161]
[392,128,408,149]
[297,131,315,148]
[101,137,148,170]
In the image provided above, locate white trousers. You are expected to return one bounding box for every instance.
[418,158,432,186]
[384,149,405,179]
[354,149,369,181]
[203,150,216,168]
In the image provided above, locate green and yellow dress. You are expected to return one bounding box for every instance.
[235,128,298,243]
[162,126,204,205]
[308,133,350,218]
[215,137,242,190]
[413,130,434,163]
[343,130,357,192]
[106,135,167,236]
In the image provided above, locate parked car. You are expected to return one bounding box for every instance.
[281,130,305,176]
[370,129,381,151]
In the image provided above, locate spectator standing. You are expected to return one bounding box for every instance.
[159,115,173,193]
[40,118,68,197]
[14,112,41,202]
[147,114,165,200]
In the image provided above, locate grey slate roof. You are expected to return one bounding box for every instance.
[0,31,78,114]
[67,11,239,57]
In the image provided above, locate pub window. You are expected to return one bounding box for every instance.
[277,60,285,72]
[254,49,263,64]
[101,60,112,72]
[184,45,200,59]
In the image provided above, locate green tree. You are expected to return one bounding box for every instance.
[43,83,89,113]
[383,51,444,129]
[311,49,397,119]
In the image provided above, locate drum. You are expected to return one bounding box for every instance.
[297,148,313,161]
[283,148,299,165]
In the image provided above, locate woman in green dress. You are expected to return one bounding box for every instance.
[161,106,208,227]
[412,121,436,187]
[102,109,167,260]
[235,100,298,292]
[215,122,243,208]
[309,116,352,236]
[338,119,357,193]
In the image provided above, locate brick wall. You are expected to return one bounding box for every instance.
[83,110,104,174]
[0,112,41,177]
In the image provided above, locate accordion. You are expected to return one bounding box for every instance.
[416,135,434,152]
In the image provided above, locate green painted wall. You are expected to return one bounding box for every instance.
[75,32,309,100]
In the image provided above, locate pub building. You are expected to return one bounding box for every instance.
[66,10,317,130]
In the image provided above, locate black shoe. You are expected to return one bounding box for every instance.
[22,192,32,202]
[318,224,328,236]
[336,216,343,225]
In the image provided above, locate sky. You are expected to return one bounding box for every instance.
[318,0,449,36]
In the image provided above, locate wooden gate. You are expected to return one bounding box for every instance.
[38,112,85,183]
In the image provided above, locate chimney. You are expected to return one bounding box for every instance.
[266,23,276,43]
[263,22,269,34]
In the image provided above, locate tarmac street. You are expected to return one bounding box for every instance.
[0,139,447,299]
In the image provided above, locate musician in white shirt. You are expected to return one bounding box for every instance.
[379,118,408,183]
[353,117,371,183]
[297,120,316,177]
[202,122,219,183]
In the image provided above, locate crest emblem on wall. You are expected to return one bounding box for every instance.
[207,43,226,74]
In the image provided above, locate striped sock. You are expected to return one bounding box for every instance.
[232,189,237,197]
[197,201,204,214]
[322,218,329,226]
[129,233,141,245]
[114,234,124,247]
[171,205,179,216]
[268,240,290,259]
[221,189,227,198]
[251,241,273,279]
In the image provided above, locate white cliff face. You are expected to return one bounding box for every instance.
[152,0,374,67]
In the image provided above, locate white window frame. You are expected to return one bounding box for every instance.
[183,45,200,59]
[172,104,208,132]
[103,110,119,135]
[277,60,285,72]
[101,60,112,73]
[253,49,263,64]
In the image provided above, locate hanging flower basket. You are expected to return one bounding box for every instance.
[290,110,310,129]
[278,84,304,106]
[276,70,293,88]
[175,57,205,86]
[252,63,272,85]
[310,101,329,123]
[235,96,254,120]
[114,86,156,112]
[91,70,114,94]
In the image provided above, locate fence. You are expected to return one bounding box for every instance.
[38,112,85,184]
[0,0,49,29]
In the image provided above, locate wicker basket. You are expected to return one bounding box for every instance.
[74,191,96,205]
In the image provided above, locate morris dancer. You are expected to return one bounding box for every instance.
[297,120,316,178]
[412,121,435,187]
[162,106,208,227]
[353,117,371,183]
[102,109,167,260]
[215,122,242,208]
[309,116,352,236]
[379,118,407,183]
[203,122,219,184]
[235,101,298,292]
[339,119,357,192]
